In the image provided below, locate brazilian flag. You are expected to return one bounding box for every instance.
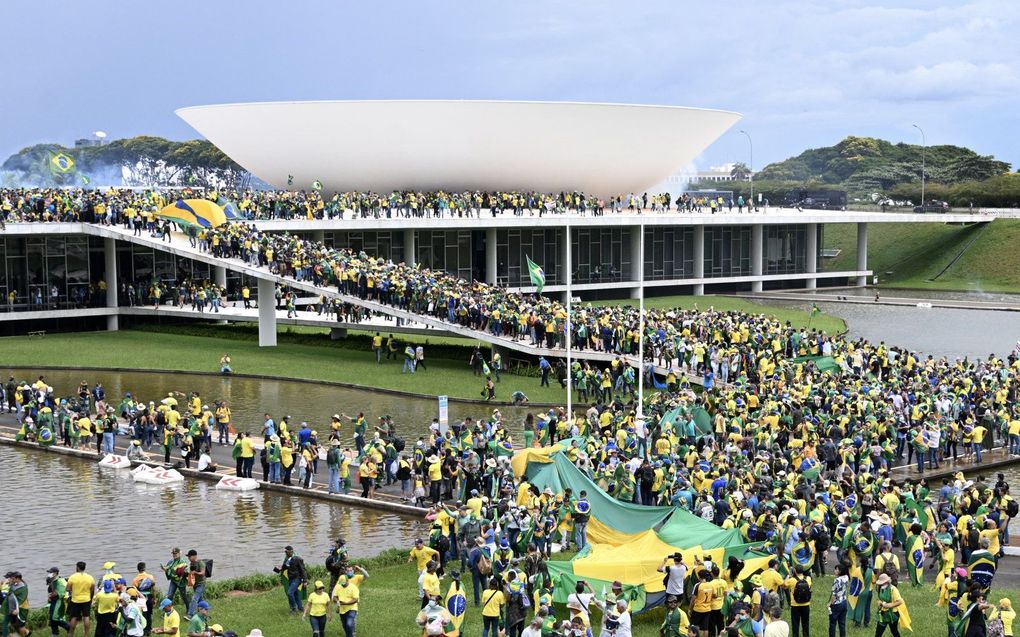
[791,540,815,570]
[799,457,821,483]
[526,255,545,295]
[905,532,925,586]
[287,174,294,186]
[311,180,323,191]
[487,439,514,458]
[50,152,75,174]
[847,561,873,624]
[967,552,997,590]
[444,582,466,636]
[81,175,91,186]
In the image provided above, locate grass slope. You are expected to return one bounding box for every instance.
[600,295,847,334]
[823,219,1020,292]
[0,328,568,403]
[96,554,1017,637]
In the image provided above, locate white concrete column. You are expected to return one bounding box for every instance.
[856,222,868,286]
[104,237,119,331]
[805,223,818,290]
[560,226,572,303]
[485,228,497,284]
[213,266,227,288]
[403,229,415,266]
[751,223,763,293]
[257,278,277,347]
[311,230,325,243]
[693,225,705,295]
[630,225,645,299]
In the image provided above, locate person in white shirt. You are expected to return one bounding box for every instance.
[566,581,596,627]
[521,616,544,637]
[763,606,790,637]
[197,451,217,473]
[119,593,145,637]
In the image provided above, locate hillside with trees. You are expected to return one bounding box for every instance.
[0,136,255,189]
[687,136,1017,207]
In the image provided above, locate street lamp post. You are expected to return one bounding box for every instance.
[912,124,926,205]
[739,130,753,210]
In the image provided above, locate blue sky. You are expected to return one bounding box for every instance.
[2,0,1017,171]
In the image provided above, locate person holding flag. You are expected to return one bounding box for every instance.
[443,572,466,637]
[848,559,874,629]
[874,573,912,637]
[904,523,926,587]
[526,255,545,296]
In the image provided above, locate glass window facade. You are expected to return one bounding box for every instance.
[764,224,808,275]
[571,228,631,284]
[496,229,562,287]
[0,236,105,309]
[324,231,405,264]
[415,230,473,281]
[704,226,751,278]
[644,227,695,280]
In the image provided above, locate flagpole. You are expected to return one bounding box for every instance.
[637,223,645,425]
[565,216,572,422]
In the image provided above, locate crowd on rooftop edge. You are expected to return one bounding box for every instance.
[3,191,1020,637]
[0,187,766,224]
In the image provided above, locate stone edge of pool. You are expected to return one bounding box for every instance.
[0,364,564,408]
[0,432,429,517]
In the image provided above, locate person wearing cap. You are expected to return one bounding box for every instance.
[185,550,207,618]
[118,592,145,637]
[659,552,688,601]
[331,565,368,637]
[45,566,69,637]
[274,546,307,613]
[93,578,121,637]
[153,599,180,636]
[185,600,213,637]
[66,561,96,637]
[874,573,910,637]
[302,581,331,637]
[999,598,1015,637]
[162,549,190,611]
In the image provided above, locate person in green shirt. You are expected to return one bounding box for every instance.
[46,567,69,635]
[161,548,190,610]
[185,601,211,637]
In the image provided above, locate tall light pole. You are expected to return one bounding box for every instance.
[912,124,926,205]
[739,130,753,210]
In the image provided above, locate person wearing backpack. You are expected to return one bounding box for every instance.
[467,537,491,607]
[874,542,900,586]
[785,565,813,637]
[811,522,832,576]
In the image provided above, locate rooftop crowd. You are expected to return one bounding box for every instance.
[0,187,761,224]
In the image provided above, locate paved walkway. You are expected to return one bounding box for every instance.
[744,291,1020,313]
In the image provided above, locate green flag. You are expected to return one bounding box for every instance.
[287,174,294,186]
[81,175,90,186]
[811,304,821,317]
[526,255,545,295]
[311,180,323,191]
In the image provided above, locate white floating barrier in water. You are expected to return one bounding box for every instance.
[98,454,131,469]
[216,476,260,491]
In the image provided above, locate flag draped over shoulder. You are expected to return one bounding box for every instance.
[847,562,872,623]
[526,255,545,295]
[444,582,466,636]
[905,533,925,586]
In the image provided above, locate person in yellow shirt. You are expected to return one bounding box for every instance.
[1000,598,1015,637]
[92,580,120,637]
[331,565,368,637]
[303,581,331,637]
[419,562,442,609]
[785,566,813,637]
[239,431,254,478]
[690,570,716,637]
[153,599,180,636]
[980,520,1001,556]
[66,561,96,637]
[480,578,506,637]
[408,538,440,572]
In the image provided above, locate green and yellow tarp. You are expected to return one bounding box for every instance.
[157,199,228,229]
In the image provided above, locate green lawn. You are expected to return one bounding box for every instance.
[38,552,1008,637]
[0,328,570,404]
[600,295,847,334]
[823,219,1020,292]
